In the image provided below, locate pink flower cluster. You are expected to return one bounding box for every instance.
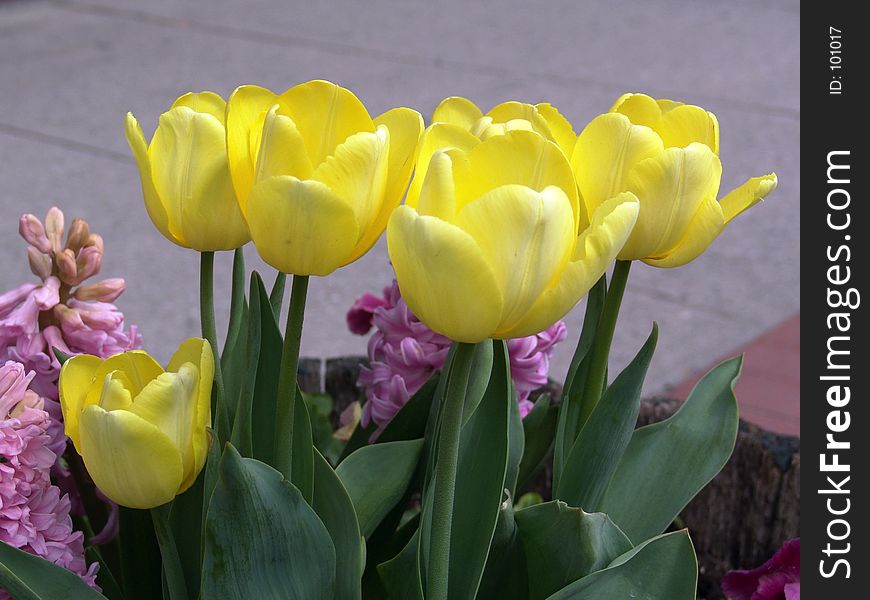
[722,538,800,600]
[0,361,99,596]
[2,208,141,402]
[348,280,567,434]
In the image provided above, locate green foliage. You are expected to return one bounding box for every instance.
[0,542,106,600]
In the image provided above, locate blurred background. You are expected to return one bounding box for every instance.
[0,0,799,434]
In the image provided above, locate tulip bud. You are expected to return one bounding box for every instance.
[19,214,53,254]
[44,207,65,254]
[28,246,54,280]
[59,339,214,509]
[65,218,91,253]
[73,278,125,303]
[56,249,79,284]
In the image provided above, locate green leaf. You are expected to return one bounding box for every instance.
[202,445,335,600]
[554,325,657,509]
[515,501,632,599]
[377,530,424,600]
[230,272,266,456]
[553,277,605,491]
[0,542,106,600]
[51,347,72,367]
[170,473,205,598]
[462,340,494,424]
[516,394,557,489]
[379,375,439,444]
[504,387,525,497]
[544,530,697,600]
[291,384,315,505]
[269,271,287,320]
[222,247,247,368]
[312,450,363,600]
[337,439,424,537]
[249,275,282,466]
[598,357,742,543]
[477,494,527,600]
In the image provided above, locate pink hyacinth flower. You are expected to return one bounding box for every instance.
[722,538,800,600]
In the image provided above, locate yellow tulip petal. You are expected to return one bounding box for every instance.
[171,91,227,124]
[83,351,165,412]
[476,118,535,140]
[311,126,389,252]
[719,172,777,223]
[643,197,725,268]
[252,107,314,205]
[487,102,553,138]
[658,103,719,154]
[124,113,183,247]
[279,80,374,166]
[462,131,579,225]
[502,192,640,338]
[247,176,359,275]
[417,149,467,220]
[571,112,664,216]
[407,123,480,208]
[129,365,199,488]
[373,106,424,204]
[431,96,483,130]
[149,106,249,251]
[98,373,134,412]
[609,93,662,129]
[226,84,280,205]
[59,353,103,450]
[167,338,213,487]
[79,405,184,509]
[387,206,503,342]
[536,102,577,156]
[619,143,722,260]
[456,184,575,330]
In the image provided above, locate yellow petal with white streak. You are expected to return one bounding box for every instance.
[171,91,227,124]
[720,173,777,223]
[536,102,577,156]
[407,123,480,207]
[226,84,281,205]
[59,353,104,449]
[252,107,314,210]
[387,206,503,342]
[642,198,725,268]
[432,96,483,130]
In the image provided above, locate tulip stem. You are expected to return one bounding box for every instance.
[579,260,631,426]
[200,252,227,440]
[427,341,477,600]
[273,274,309,481]
[151,504,189,600]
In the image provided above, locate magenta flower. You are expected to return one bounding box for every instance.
[722,538,800,600]
[350,279,566,435]
[0,361,99,596]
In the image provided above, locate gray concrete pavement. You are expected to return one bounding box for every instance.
[0,0,800,396]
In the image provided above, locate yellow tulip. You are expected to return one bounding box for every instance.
[59,339,214,509]
[388,130,639,343]
[125,92,251,252]
[225,80,423,276]
[407,96,576,207]
[571,93,777,267]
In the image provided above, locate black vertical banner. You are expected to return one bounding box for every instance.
[802,4,868,596]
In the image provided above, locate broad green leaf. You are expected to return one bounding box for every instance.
[516,394,557,489]
[202,445,335,600]
[554,325,657,509]
[337,439,424,537]
[599,357,742,543]
[170,472,205,598]
[504,387,525,497]
[553,277,606,491]
[230,272,266,456]
[313,450,363,600]
[477,494,528,600]
[0,542,106,600]
[378,530,424,600]
[544,530,697,600]
[249,275,282,465]
[291,384,315,505]
[515,501,632,599]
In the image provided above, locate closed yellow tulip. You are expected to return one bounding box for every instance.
[388,130,639,343]
[59,339,213,509]
[407,96,576,207]
[571,93,777,267]
[125,92,251,251]
[225,80,423,276]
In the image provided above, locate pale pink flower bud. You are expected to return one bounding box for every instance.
[73,278,125,303]
[53,304,84,330]
[28,246,54,280]
[65,219,90,253]
[19,214,53,254]
[75,245,102,283]
[44,207,65,254]
[56,249,79,284]
[83,233,104,254]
